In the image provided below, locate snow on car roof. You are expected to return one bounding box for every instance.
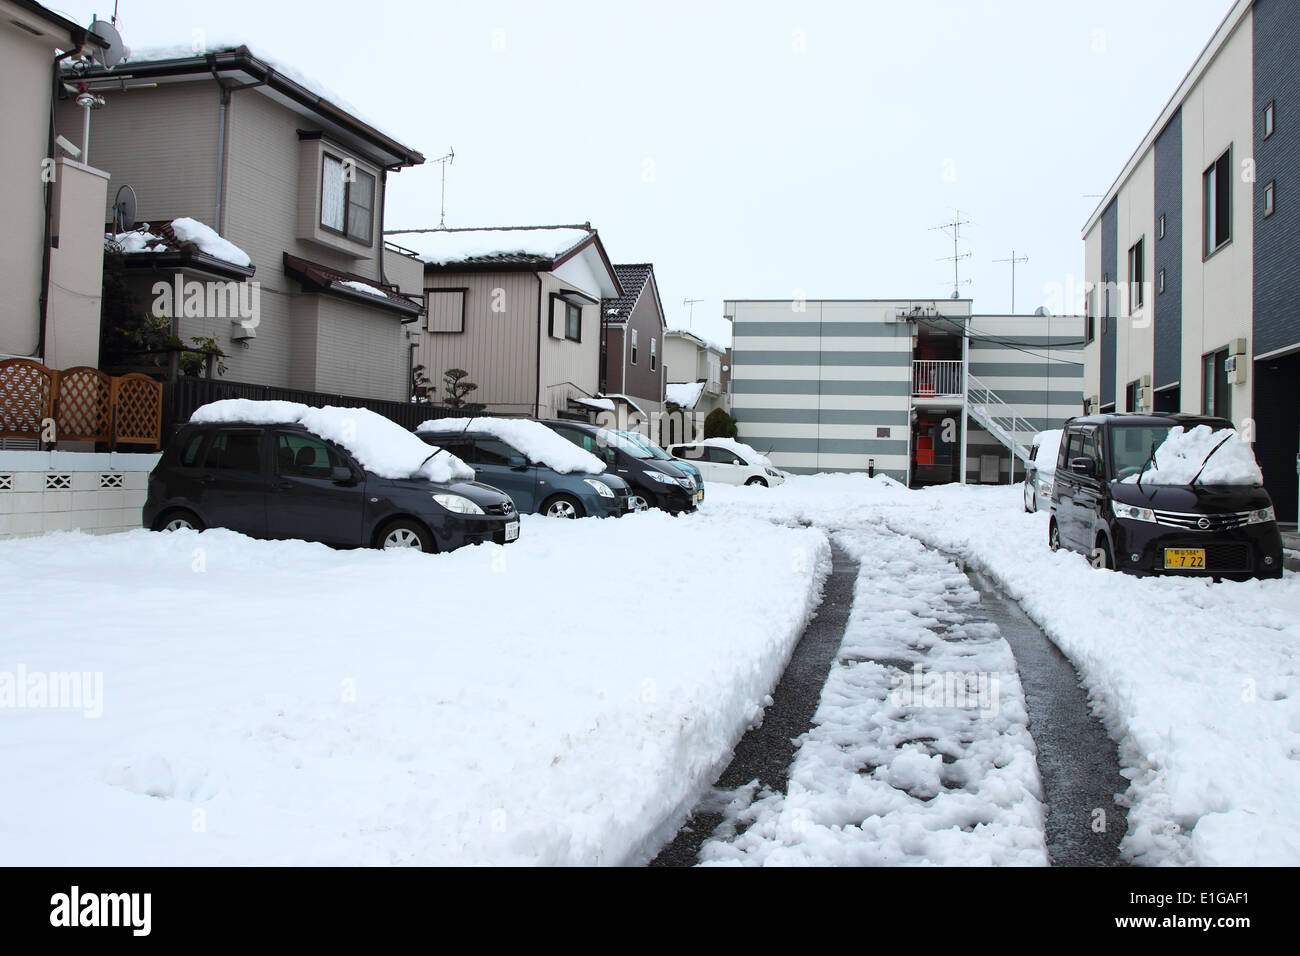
[416,417,605,475]
[190,400,474,483]
[699,437,772,467]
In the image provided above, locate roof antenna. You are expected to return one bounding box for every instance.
[683,297,703,330]
[430,148,454,229]
[930,209,973,299]
[994,249,1029,313]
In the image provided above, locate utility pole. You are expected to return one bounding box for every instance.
[930,210,973,299]
[994,250,1029,313]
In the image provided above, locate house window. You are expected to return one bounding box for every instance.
[1127,238,1144,312]
[1203,149,1232,257]
[1125,379,1141,413]
[565,302,582,342]
[1085,287,1096,344]
[630,328,638,364]
[1158,213,1166,239]
[1264,100,1275,140]
[321,154,375,244]
[1158,268,1166,295]
[1264,180,1276,219]
[650,337,657,371]
[1201,348,1232,420]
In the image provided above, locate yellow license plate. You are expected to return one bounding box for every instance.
[1164,548,1206,569]
[697,488,704,501]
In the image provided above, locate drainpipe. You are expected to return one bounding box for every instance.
[534,274,543,418]
[37,48,81,360]
[960,317,969,484]
[213,85,231,232]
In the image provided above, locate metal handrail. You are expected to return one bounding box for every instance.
[965,372,1032,468]
[912,359,963,397]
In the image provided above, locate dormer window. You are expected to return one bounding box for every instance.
[321,154,375,244]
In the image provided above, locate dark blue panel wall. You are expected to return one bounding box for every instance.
[1100,200,1118,406]
[1153,109,1183,388]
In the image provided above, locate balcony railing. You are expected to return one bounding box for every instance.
[912,359,963,397]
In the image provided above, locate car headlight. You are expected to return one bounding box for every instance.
[1115,504,1158,523]
[583,478,615,498]
[646,471,674,484]
[765,467,779,477]
[433,493,484,515]
[1248,506,1276,525]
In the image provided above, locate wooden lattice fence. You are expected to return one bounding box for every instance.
[0,359,161,449]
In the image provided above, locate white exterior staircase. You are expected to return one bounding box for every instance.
[965,373,1033,464]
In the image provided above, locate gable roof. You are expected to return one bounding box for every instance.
[602,264,654,326]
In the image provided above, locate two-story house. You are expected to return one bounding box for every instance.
[384,225,621,419]
[662,328,730,441]
[61,44,427,403]
[1,1,108,372]
[600,264,666,417]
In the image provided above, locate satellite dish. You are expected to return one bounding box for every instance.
[89,17,128,69]
[1034,306,1051,317]
[112,184,137,234]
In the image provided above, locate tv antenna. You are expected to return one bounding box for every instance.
[683,297,703,329]
[931,209,973,299]
[993,249,1029,313]
[431,148,454,228]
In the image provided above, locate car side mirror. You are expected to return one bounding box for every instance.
[1069,457,1096,478]
[508,455,528,470]
[331,465,357,485]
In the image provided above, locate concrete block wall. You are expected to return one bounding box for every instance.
[0,451,161,539]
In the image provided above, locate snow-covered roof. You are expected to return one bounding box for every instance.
[339,280,389,298]
[572,397,616,413]
[600,394,646,418]
[665,327,728,355]
[416,417,605,475]
[111,218,252,268]
[1120,425,1263,486]
[665,382,706,410]
[385,227,594,266]
[190,400,473,483]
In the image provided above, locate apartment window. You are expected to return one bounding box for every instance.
[1085,287,1096,344]
[1158,268,1166,295]
[650,337,657,371]
[630,328,638,364]
[1263,100,1276,140]
[1203,149,1232,257]
[1201,348,1232,420]
[1125,379,1141,413]
[1158,213,1166,240]
[321,154,375,244]
[1264,180,1276,219]
[565,302,582,342]
[1128,238,1145,311]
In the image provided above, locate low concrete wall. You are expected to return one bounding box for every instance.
[0,450,160,539]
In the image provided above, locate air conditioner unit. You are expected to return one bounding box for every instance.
[231,319,256,341]
[1230,337,1247,356]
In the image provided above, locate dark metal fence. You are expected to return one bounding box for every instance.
[164,377,462,446]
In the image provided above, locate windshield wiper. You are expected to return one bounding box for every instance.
[1135,440,1158,490]
[1188,432,1234,486]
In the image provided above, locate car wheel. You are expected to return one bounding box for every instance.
[378,518,434,553]
[541,494,584,519]
[1048,518,1061,552]
[153,509,204,533]
[745,476,769,487]
[627,494,649,511]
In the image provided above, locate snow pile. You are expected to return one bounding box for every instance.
[666,382,706,409]
[417,417,605,474]
[1122,425,1264,486]
[111,229,166,254]
[169,218,252,268]
[700,527,1045,866]
[702,438,772,466]
[0,513,828,865]
[190,400,473,483]
[386,228,591,265]
[1032,429,1062,474]
[339,280,389,298]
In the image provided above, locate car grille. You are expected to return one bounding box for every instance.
[484,501,515,516]
[1163,540,1254,572]
[1151,508,1252,531]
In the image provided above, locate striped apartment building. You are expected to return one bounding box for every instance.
[725,298,1083,484]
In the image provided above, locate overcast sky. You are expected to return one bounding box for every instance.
[56,0,1234,346]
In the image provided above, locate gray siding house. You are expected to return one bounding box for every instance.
[61,45,427,402]
[600,264,666,416]
[384,226,622,419]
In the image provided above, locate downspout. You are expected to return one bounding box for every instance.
[534,273,543,418]
[213,84,231,232]
[37,47,82,360]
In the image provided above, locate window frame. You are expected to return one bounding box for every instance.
[630,328,639,365]
[564,301,583,343]
[1158,268,1166,295]
[1127,238,1145,312]
[1264,179,1276,219]
[1203,148,1232,259]
[319,151,376,246]
[1263,100,1276,140]
[650,337,657,371]
[1158,213,1166,240]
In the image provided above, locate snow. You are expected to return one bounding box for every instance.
[707,475,1300,865]
[111,229,166,254]
[168,218,252,268]
[190,400,473,483]
[666,382,706,409]
[572,397,615,413]
[0,513,828,865]
[702,437,772,467]
[339,280,389,299]
[385,228,591,265]
[417,417,605,475]
[700,527,1045,866]
[1121,425,1264,486]
[1032,429,1062,475]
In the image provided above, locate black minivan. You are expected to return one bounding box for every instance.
[1048,413,1283,580]
[541,420,698,514]
[145,421,519,553]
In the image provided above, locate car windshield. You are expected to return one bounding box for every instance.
[1110,425,1173,480]
[595,428,652,459]
[617,430,672,460]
